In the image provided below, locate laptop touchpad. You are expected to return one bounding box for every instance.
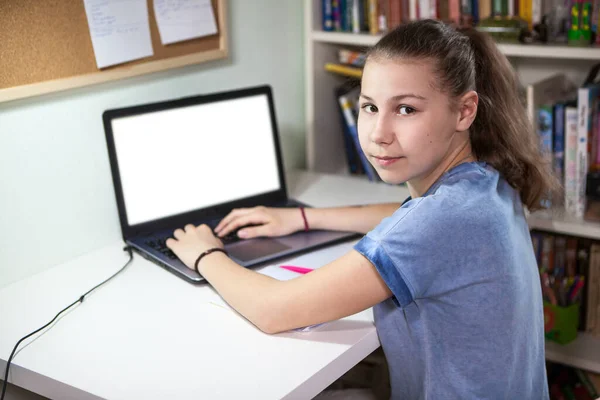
[227,238,291,262]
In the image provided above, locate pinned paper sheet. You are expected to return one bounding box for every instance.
[83,0,154,69]
[153,0,218,45]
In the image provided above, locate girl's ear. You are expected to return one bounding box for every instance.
[456,91,478,132]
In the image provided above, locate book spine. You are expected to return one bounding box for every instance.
[340,0,350,31]
[431,0,439,19]
[596,0,600,43]
[323,0,334,31]
[576,87,592,218]
[402,0,411,21]
[419,0,431,17]
[410,0,419,19]
[582,0,593,41]
[461,0,473,24]
[585,244,599,333]
[368,0,379,33]
[479,0,492,19]
[470,0,479,22]
[554,103,566,190]
[338,94,378,181]
[519,0,533,28]
[539,106,554,209]
[507,0,515,16]
[378,0,388,31]
[353,0,362,32]
[389,0,402,28]
[493,0,503,16]
[449,0,461,21]
[565,106,579,215]
[333,0,342,31]
[532,0,542,24]
[592,0,600,36]
[591,98,600,170]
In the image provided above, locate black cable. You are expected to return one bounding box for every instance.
[0,246,134,400]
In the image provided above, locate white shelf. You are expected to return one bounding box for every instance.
[311,30,600,60]
[546,333,600,374]
[528,211,600,240]
[498,43,600,60]
[311,31,382,46]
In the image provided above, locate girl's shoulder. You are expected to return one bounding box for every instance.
[377,162,513,236]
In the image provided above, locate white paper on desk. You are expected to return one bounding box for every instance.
[153,0,218,45]
[83,0,154,69]
[258,265,303,281]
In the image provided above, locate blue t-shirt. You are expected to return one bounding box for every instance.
[354,162,549,399]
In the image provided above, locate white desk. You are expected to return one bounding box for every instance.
[0,171,409,400]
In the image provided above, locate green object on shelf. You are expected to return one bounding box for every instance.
[544,301,579,345]
[581,1,592,41]
[568,0,582,43]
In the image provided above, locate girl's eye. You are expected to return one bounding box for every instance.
[398,106,416,115]
[361,104,378,114]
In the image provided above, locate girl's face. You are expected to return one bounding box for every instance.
[358,58,476,188]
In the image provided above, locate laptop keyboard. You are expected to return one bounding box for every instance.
[145,227,242,260]
[144,202,304,259]
[146,238,177,259]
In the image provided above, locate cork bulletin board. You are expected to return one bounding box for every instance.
[0,0,228,103]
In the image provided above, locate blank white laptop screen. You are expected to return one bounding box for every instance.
[111,94,281,226]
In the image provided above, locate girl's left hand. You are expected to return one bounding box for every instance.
[166,224,224,270]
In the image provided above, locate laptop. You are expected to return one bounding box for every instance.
[102,85,359,283]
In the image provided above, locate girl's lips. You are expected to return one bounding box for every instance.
[373,156,402,167]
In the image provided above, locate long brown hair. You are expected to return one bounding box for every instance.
[367,20,557,211]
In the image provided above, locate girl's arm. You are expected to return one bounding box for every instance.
[215,203,401,239]
[304,204,400,234]
[167,225,392,334]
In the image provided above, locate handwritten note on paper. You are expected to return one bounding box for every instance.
[83,0,154,69]
[153,0,218,45]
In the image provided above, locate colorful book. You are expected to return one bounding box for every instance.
[333,0,342,31]
[420,0,432,17]
[388,0,402,28]
[352,0,362,32]
[335,86,363,175]
[575,84,600,218]
[519,0,533,28]
[323,0,334,31]
[553,102,566,199]
[368,0,379,33]
[538,105,554,209]
[337,87,378,181]
[565,106,579,215]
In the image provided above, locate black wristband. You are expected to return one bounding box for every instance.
[194,248,227,274]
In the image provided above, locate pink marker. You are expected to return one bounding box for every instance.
[280,265,314,274]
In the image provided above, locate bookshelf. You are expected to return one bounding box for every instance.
[304,0,600,376]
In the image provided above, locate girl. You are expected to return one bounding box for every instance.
[167,20,552,399]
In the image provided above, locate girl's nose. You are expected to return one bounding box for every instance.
[369,115,395,145]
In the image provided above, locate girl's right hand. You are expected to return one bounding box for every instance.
[214,206,305,239]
